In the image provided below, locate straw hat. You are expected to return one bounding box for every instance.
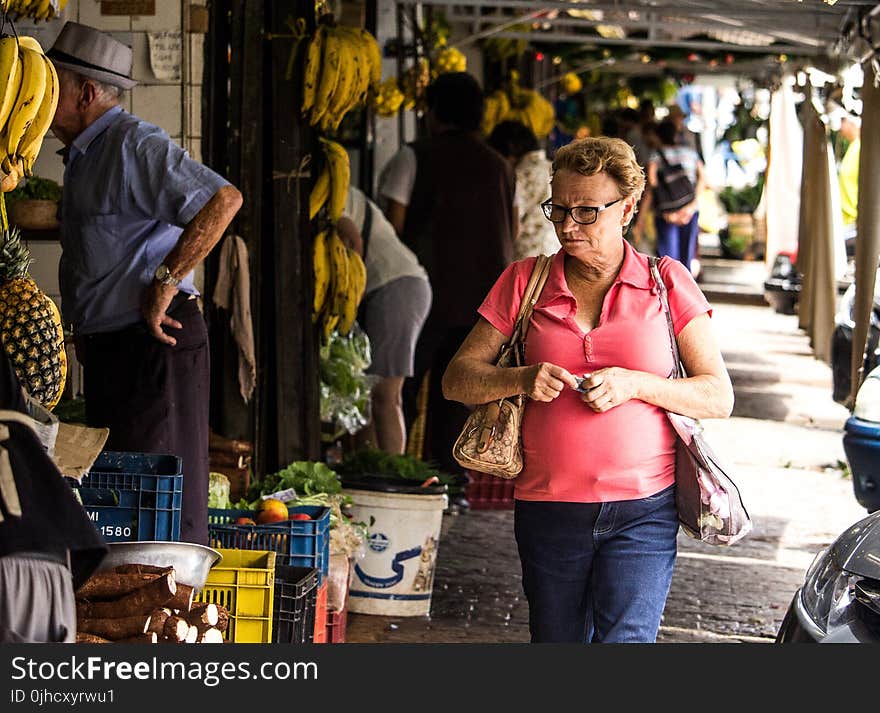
[47,21,137,90]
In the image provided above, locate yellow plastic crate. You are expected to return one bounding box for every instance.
[197,548,275,643]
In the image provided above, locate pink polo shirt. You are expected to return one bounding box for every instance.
[478,241,711,503]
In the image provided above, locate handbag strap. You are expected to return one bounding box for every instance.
[648,256,684,379]
[503,254,552,359]
[656,148,673,169]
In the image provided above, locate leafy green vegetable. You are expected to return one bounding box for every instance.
[208,472,232,509]
[245,460,343,508]
[335,448,458,486]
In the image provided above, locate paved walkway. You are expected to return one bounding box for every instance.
[345,302,867,643]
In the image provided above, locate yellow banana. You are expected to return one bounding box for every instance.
[336,27,371,108]
[337,247,366,335]
[17,53,58,176]
[0,38,20,138]
[323,31,358,132]
[310,28,342,127]
[312,229,331,322]
[1,47,46,162]
[16,35,44,54]
[328,228,350,320]
[309,163,330,220]
[319,137,350,223]
[321,313,339,343]
[301,25,324,117]
[359,29,382,88]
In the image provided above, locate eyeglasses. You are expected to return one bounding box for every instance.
[541,198,623,225]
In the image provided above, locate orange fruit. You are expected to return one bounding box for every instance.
[256,498,289,524]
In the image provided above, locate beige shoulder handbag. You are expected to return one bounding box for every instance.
[452,254,553,479]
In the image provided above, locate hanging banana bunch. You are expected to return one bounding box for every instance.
[560,72,583,96]
[370,77,404,118]
[300,19,382,134]
[1,0,68,22]
[434,46,466,74]
[482,71,555,140]
[312,225,366,339]
[0,34,60,192]
[399,57,430,113]
[308,136,349,223]
[307,137,366,342]
[301,17,374,341]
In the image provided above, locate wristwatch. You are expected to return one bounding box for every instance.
[153,263,181,287]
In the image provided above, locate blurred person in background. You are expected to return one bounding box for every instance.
[378,72,516,499]
[667,104,701,158]
[337,186,432,455]
[617,108,651,171]
[488,120,559,259]
[836,111,861,231]
[634,119,705,275]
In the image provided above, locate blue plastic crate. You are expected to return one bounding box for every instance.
[208,505,330,582]
[76,451,183,542]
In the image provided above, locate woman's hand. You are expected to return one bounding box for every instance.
[662,205,695,225]
[522,363,579,402]
[578,367,640,412]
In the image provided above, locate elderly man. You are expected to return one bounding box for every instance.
[48,22,242,545]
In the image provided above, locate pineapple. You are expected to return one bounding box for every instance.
[0,227,66,410]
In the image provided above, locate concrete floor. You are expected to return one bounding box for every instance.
[342,301,867,644]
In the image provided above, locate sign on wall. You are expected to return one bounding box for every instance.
[100,1,156,15]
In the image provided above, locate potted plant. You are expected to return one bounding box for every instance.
[7,176,62,231]
[718,176,764,259]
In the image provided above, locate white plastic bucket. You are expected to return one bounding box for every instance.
[343,485,448,616]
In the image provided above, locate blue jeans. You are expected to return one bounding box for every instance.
[514,485,678,643]
[655,211,700,270]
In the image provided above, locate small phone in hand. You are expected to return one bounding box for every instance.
[573,374,593,393]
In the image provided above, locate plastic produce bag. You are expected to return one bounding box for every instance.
[319,324,380,436]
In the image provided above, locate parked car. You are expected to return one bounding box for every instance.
[775,508,880,643]
[843,363,880,513]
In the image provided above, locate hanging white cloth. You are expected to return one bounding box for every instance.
[764,77,803,265]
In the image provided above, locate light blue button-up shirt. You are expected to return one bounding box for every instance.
[59,105,230,334]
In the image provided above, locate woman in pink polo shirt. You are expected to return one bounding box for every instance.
[442,136,733,643]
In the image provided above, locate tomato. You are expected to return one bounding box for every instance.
[288,513,312,521]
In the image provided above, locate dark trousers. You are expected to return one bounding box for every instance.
[79,299,211,545]
[654,211,700,270]
[406,325,472,475]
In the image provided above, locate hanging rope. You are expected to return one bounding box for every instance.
[272,152,312,194]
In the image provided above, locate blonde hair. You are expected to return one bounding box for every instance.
[551,137,646,200]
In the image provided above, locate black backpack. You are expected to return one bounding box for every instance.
[653,149,697,212]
